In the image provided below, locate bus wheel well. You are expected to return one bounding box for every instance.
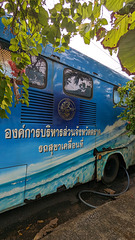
[115,153,126,168]
[115,153,126,178]
[102,153,126,185]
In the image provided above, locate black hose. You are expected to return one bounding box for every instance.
[78,167,130,209]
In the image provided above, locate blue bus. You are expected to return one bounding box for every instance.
[0,20,135,213]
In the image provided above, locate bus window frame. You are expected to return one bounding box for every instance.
[27,55,47,89]
[63,67,93,100]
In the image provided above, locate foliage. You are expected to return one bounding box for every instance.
[0,65,12,118]
[0,0,106,118]
[116,78,135,135]
[0,0,135,134]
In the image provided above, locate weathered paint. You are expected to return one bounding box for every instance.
[0,17,135,213]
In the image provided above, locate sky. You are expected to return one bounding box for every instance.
[46,0,130,79]
[69,6,130,79]
[70,36,127,77]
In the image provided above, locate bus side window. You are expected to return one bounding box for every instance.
[0,42,47,89]
[26,55,47,89]
[63,68,93,99]
[113,87,127,107]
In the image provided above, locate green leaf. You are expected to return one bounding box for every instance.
[73,13,81,22]
[77,3,82,15]
[83,31,90,44]
[4,97,12,106]
[118,1,135,15]
[2,17,8,27]
[37,43,42,54]
[38,6,48,26]
[22,80,29,89]
[105,0,124,11]
[66,21,76,32]
[62,8,69,16]
[90,29,96,38]
[22,86,28,94]
[22,1,27,10]
[87,2,92,18]
[30,48,38,56]
[47,30,55,44]
[42,26,50,35]
[0,80,7,89]
[10,38,19,45]
[21,53,31,65]
[118,29,135,74]
[54,47,60,52]
[22,74,29,83]
[0,8,5,17]
[23,99,29,107]
[60,0,64,4]
[100,18,108,25]
[5,86,12,98]
[23,93,29,101]
[9,44,19,52]
[63,34,70,44]
[62,42,68,48]
[0,109,8,119]
[55,3,62,12]
[61,17,68,29]
[42,36,47,47]
[21,20,27,31]
[130,20,135,30]
[54,39,60,47]
[59,46,65,52]
[102,14,130,48]
[93,3,101,19]
[82,5,88,19]
[5,106,11,114]
[49,8,57,17]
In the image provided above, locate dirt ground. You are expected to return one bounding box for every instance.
[0,166,135,240]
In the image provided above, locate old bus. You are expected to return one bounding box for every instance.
[0,20,135,213]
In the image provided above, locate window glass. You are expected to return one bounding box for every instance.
[114,89,120,104]
[0,43,47,88]
[114,88,127,107]
[26,55,47,88]
[64,68,93,99]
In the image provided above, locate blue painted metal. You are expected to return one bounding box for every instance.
[0,19,135,213]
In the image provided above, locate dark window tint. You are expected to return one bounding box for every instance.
[64,68,93,99]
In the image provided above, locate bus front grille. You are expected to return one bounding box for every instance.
[21,89,54,124]
[79,100,96,126]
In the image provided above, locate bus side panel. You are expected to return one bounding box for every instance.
[0,59,97,212]
[0,97,28,212]
[24,61,97,201]
[0,166,27,212]
[1,58,135,213]
[93,78,135,180]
